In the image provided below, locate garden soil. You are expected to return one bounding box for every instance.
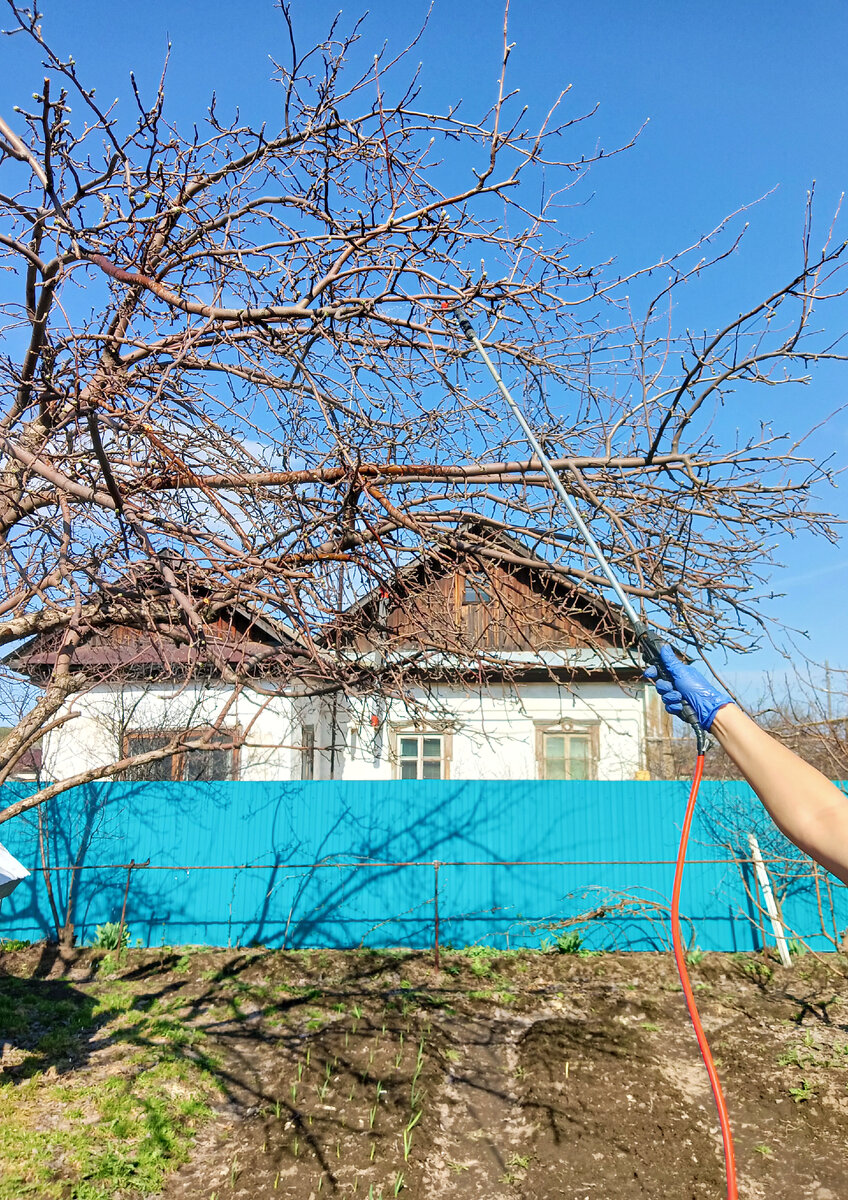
[2,945,848,1199]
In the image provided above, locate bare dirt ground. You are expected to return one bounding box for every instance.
[2,944,848,1199]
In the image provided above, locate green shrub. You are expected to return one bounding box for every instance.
[92,922,129,951]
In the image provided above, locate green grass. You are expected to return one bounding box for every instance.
[0,1069,212,1198]
[0,969,217,1199]
[461,945,500,978]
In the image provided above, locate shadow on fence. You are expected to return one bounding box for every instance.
[1,779,846,954]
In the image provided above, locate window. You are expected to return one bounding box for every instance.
[463,571,490,605]
[301,724,316,780]
[124,735,176,782]
[542,732,594,781]
[123,729,238,781]
[183,743,234,781]
[398,734,444,780]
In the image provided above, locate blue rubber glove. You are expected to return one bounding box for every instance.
[644,644,734,731]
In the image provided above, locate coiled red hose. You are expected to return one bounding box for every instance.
[671,752,738,1199]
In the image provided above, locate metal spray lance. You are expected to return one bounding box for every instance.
[450,306,705,752]
[449,306,740,1200]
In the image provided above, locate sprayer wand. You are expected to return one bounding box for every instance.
[451,306,737,1200]
[452,307,706,752]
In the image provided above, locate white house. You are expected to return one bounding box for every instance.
[11,537,663,784]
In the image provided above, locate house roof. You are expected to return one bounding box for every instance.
[338,523,634,630]
[10,529,646,685]
[0,727,42,778]
[7,559,306,681]
[12,621,284,675]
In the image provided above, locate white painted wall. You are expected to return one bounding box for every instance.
[331,680,648,782]
[41,677,648,784]
[42,682,300,782]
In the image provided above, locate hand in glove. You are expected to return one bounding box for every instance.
[644,644,734,731]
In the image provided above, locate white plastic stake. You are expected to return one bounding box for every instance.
[747,832,792,967]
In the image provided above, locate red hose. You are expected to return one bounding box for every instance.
[671,752,738,1200]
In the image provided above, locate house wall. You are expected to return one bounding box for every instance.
[351,563,622,655]
[40,677,648,785]
[42,682,300,783]
[329,680,648,783]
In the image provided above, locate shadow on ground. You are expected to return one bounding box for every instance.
[2,945,848,1199]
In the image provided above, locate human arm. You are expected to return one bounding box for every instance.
[709,703,848,886]
[646,646,848,885]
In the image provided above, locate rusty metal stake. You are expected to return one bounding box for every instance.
[433,861,441,971]
[117,858,149,950]
[117,860,135,951]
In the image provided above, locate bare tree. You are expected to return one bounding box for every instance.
[747,665,848,783]
[2,1,848,820]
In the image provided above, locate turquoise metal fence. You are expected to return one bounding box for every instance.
[0,779,844,952]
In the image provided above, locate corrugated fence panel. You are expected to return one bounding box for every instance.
[1,780,846,951]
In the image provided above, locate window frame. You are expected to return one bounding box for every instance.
[122,726,241,782]
[534,720,598,781]
[300,723,316,781]
[462,570,491,606]
[390,726,453,781]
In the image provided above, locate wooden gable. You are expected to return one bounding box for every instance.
[340,550,632,661]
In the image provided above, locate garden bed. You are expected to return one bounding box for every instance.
[1,943,847,1198]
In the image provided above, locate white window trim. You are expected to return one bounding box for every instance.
[300,723,316,781]
[389,724,454,780]
[533,719,599,781]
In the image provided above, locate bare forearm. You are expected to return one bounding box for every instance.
[710,704,848,884]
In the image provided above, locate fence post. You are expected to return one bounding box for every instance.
[117,860,135,950]
[747,834,791,968]
[433,861,441,971]
[117,858,149,949]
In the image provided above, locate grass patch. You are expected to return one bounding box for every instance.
[0,1068,212,1198]
[0,967,217,1199]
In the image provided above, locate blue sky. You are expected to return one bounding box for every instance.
[3,0,848,699]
